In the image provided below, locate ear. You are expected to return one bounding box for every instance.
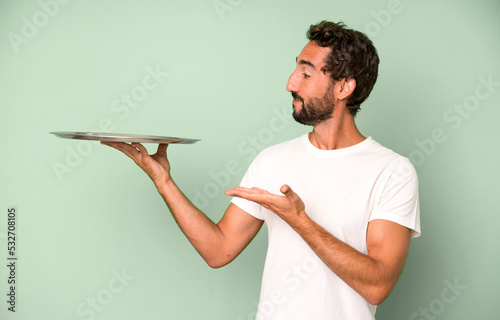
[336,78,356,101]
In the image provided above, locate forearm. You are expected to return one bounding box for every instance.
[101,141,237,267]
[225,184,409,304]
[292,217,396,305]
[156,178,226,266]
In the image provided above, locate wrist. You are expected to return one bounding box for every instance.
[290,210,313,233]
[155,177,175,195]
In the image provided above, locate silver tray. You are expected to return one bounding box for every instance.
[50,132,200,144]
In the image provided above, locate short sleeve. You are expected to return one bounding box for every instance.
[369,158,421,238]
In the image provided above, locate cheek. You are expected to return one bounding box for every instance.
[315,78,333,96]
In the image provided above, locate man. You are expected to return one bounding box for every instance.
[102,21,420,319]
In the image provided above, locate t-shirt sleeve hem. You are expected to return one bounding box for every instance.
[368,214,421,238]
[231,197,265,221]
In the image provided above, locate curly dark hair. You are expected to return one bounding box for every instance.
[307,21,379,116]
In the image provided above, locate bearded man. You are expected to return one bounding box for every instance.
[103,21,421,320]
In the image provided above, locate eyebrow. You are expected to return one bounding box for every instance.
[296,57,316,70]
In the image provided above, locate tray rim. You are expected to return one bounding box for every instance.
[50,131,200,143]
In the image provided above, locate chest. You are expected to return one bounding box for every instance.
[261,156,387,250]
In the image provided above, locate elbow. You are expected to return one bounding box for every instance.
[363,285,394,305]
[205,255,232,269]
[206,260,226,269]
[200,243,238,269]
[365,294,387,306]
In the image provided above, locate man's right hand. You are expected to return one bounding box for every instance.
[101,142,171,189]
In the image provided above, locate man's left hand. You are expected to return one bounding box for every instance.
[225,185,306,227]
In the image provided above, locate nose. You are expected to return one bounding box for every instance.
[286,70,299,93]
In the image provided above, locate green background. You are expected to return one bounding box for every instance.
[1,0,499,319]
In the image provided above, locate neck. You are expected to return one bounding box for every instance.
[308,107,365,150]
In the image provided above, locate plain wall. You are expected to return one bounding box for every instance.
[1,0,499,319]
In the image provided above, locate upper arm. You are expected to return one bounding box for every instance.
[213,203,264,267]
[366,219,411,294]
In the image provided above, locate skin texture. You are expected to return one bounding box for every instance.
[102,41,412,305]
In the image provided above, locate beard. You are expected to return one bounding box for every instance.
[291,85,336,126]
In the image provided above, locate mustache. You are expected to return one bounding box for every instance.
[291,92,304,102]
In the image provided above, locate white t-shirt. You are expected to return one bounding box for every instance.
[231,134,420,320]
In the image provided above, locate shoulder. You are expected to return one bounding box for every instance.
[361,138,418,181]
[364,138,402,159]
[367,138,414,165]
[367,140,419,191]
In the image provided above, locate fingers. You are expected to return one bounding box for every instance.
[102,141,172,161]
[225,186,253,197]
[101,141,144,153]
[225,186,247,197]
[227,186,265,194]
[131,142,149,157]
[101,141,132,154]
[225,187,274,202]
[101,141,145,162]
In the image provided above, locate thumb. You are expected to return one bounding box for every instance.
[157,143,168,155]
[280,184,295,198]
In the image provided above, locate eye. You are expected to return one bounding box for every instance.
[302,72,311,79]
